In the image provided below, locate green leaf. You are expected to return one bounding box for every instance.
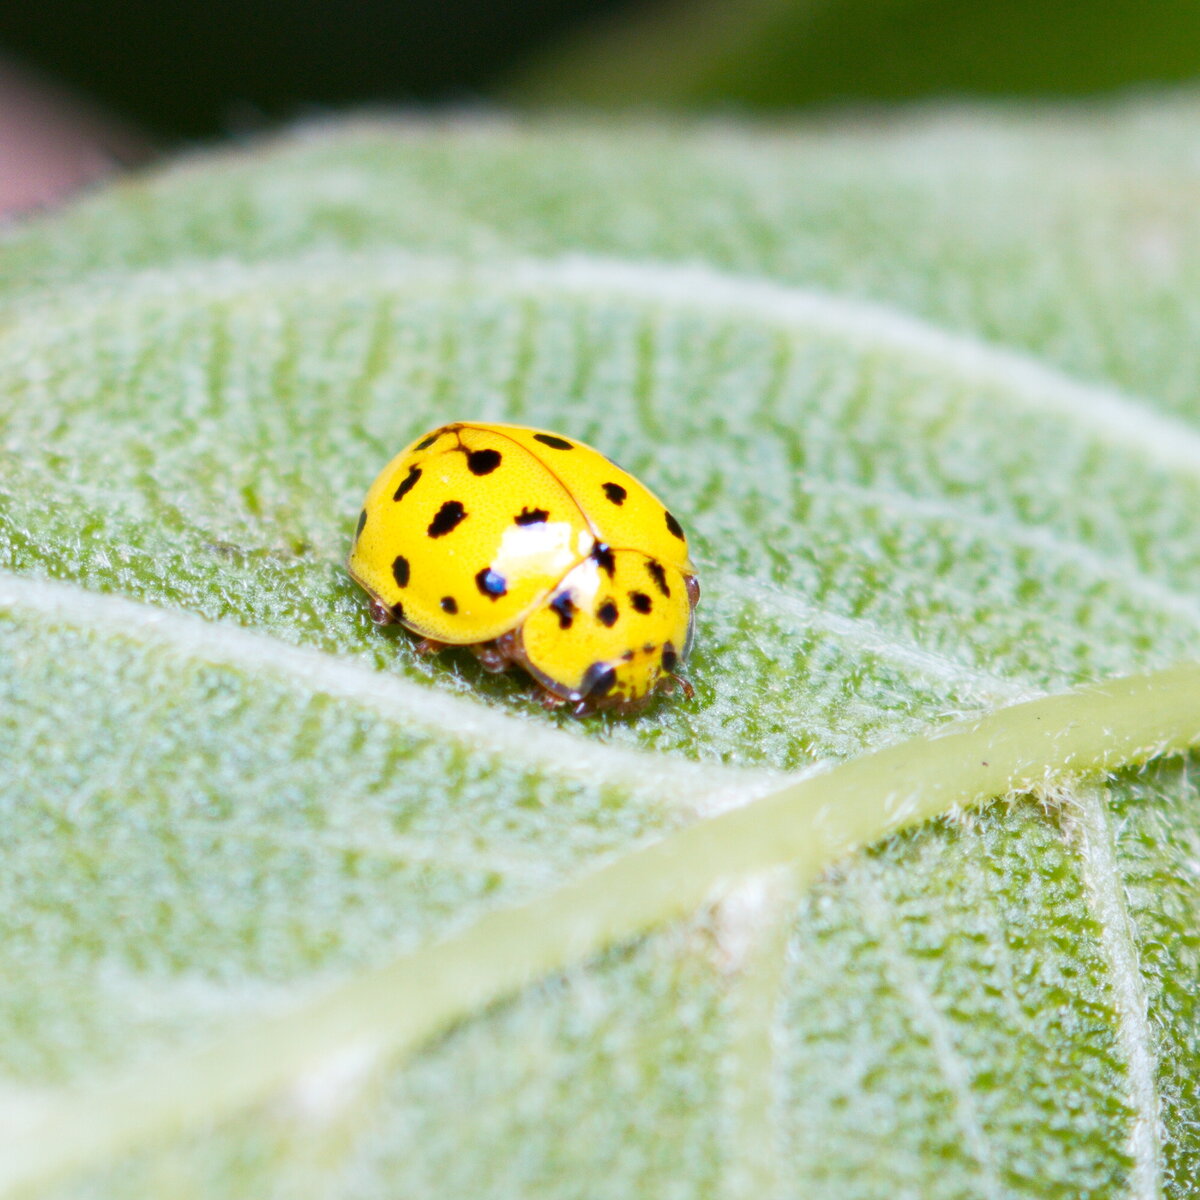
[1,101,1199,1197]
[508,0,1200,110]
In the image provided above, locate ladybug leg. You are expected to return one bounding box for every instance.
[485,630,573,712]
[413,637,448,656]
[686,575,701,607]
[470,640,512,674]
[526,688,568,713]
[368,598,395,625]
[668,673,695,700]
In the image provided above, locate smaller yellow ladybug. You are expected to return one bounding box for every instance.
[348,422,699,716]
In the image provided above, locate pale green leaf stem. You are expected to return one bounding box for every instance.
[0,659,1196,1195]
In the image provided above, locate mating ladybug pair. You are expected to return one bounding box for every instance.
[348,422,698,716]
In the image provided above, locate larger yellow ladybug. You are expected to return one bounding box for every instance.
[348,422,699,716]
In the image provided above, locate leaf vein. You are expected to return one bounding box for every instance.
[0,572,771,806]
[1,661,1195,1195]
[857,869,1005,1196]
[1074,787,1165,1199]
[9,253,1200,478]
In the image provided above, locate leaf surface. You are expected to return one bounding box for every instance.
[1,103,1199,1197]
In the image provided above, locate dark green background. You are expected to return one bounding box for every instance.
[3,0,1200,139]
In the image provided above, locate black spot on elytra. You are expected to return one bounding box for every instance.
[533,433,574,451]
[581,662,617,698]
[597,600,619,627]
[414,431,440,451]
[428,501,466,537]
[514,507,549,526]
[467,448,502,476]
[476,568,507,598]
[392,555,410,588]
[392,601,406,622]
[630,591,652,614]
[591,542,615,576]
[646,560,671,597]
[393,466,422,502]
[355,509,367,539]
[550,591,576,629]
[440,596,458,614]
[602,481,627,505]
[665,510,685,540]
[662,645,678,673]
[621,650,635,662]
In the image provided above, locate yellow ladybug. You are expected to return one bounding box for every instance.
[348,422,699,716]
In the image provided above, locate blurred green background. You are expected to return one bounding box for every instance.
[3,0,1200,140]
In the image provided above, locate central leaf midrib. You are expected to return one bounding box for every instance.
[2,660,1195,1197]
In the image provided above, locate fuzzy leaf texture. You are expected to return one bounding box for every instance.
[2,99,1200,1198]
